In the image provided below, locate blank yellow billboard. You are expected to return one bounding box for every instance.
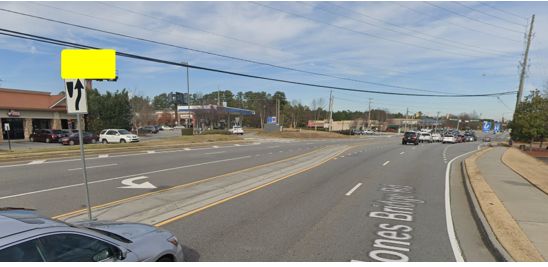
[61,49,116,79]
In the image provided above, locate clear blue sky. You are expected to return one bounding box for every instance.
[1,1,547,121]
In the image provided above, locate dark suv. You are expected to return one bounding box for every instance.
[402,131,419,145]
[29,129,65,143]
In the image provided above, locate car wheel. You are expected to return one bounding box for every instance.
[414,142,418,145]
[120,139,126,143]
[45,138,51,143]
[102,139,108,144]
[156,255,174,262]
[69,140,75,146]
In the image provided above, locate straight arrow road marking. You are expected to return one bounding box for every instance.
[68,163,118,171]
[118,176,156,189]
[382,161,390,166]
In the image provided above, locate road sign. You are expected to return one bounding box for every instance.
[3,123,9,131]
[61,49,116,79]
[482,121,491,133]
[267,116,277,124]
[64,79,88,114]
[494,122,501,133]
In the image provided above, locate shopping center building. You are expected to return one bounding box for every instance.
[0,88,74,141]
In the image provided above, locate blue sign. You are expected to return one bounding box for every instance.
[494,122,501,133]
[482,121,491,133]
[267,116,277,124]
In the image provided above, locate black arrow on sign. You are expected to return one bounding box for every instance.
[66,81,74,98]
[74,79,84,111]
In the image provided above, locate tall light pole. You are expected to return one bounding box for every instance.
[182,61,191,128]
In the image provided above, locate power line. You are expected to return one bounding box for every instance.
[320,2,508,57]
[393,2,521,43]
[424,2,523,34]
[478,2,529,22]
[251,2,493,59]
[0,28,518,98]
[453,2,526,28]
[0,7,455,95]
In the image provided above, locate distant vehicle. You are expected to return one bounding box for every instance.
[351,129,362,135]
[138,126,158,134]
[418,132,433,143]
[464,132,477,142]
[229,126,244,135]
[363,129,375,135]
[482,136,492,142]
[99,129,139,144]
[29,129,65,143]
[61,132,98,145]
[402,131,419,145]
[442,134,457,144]
[160,125,173,131]
[456,135,465,143]
[0,208,184,262]
[431,133,442,142]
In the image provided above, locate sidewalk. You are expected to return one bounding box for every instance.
[469,147,548,261]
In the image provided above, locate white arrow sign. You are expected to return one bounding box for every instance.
[118,176,157,189]
[64,79,88,114]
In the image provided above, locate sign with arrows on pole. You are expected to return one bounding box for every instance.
[61,49,117,221]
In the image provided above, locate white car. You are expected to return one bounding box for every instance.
[99,129,139,144]
[160,125,173,131]
[442,134,457,144]
[229,126,244,135]
[432,133,442,142]
[418,132,432,143]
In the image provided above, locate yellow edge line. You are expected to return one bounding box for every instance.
[52,144,343,220]
[153,145,353,227]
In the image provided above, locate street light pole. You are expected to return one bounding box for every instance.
[182,61,191,129]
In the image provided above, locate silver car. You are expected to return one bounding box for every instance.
[0,208,184,262]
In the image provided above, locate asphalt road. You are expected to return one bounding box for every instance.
[158,138,487,261]
[0,134,496,261]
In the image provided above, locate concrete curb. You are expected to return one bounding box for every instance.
[461,155,513,262]
[462,148,544,262]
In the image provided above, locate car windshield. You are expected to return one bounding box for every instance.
[118,129,130,134]
[52,130,64,134]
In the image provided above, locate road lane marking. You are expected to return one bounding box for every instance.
[234,144,241,146]
[205,151,226,155]
[184,148,191,151]
[68,163,118,171]
[400,152,405,155]
[98,154,109,158]
[0,156,251,201]
[382,161,390,166]
[212,146,219,148]
[147,150,156,154]
[345,183,363,196]
[267,145,280,149]
[28,160,46,165]
[444,148,479,262]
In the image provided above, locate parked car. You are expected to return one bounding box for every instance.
[351,129,362,135]
[99,129,139,144]
[160,125,173,131]
[431,133,442,142]
[61,132,98,145]
[402,131,419,145]
[418,132,433,143]
[29,129,65,143]
[363,129,375,135]
[0,208,184,262]
[442,134,457,144]
[138,126,159,134]
[228,126,244,135]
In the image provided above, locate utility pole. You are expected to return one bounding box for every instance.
[367,98,372,129]
[328,90,333,132]
[435,111,440,131]
[405,107,409,132]
[515,15,535,115]
[276,98,280,125]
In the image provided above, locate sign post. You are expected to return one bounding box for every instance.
[61,49,116,221]
[65,78,92,220]
[3,123,11,152]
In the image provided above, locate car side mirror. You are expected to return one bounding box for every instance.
[118,247,128,260]
[92,248,116,262]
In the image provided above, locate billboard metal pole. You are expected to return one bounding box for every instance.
[76,112,92,220]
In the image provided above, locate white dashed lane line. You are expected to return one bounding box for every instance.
[204,151,226,155]
[400,152,405,155]
[28,160,46,165]
[68,163,118,171]
[345,183,363,196]
[382,161,390,166]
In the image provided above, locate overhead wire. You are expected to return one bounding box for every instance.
[0,28,517,98]
[393,2,521,43]
[452,2,527,28]
[0,7,457,95]
[424,2,523,34]
[251,2,496,59]
[478,2,529,22]
[317,2,508,56]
